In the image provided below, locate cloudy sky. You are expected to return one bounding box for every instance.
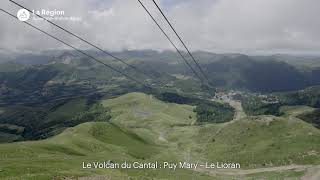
[0,0,319,54]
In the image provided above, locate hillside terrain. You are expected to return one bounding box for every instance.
[0,51,320,179]
[0,93,319,179]
[1,51,320,94]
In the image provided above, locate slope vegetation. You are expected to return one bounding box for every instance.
[0,93,319,179]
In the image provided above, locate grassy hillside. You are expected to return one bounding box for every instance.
[0,93,214,179]
[2,51,320,105]
[203,116,320,167]
[278,85,320,108]
[0,98,112,142]
[101,93,320,170]
[0,122,163,179]
[0,93,320,179]
[102,93,320,177]
[203,55,313,92]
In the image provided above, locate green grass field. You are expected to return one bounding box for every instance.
[0,93,319,179]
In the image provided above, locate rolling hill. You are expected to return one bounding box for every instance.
[0,93,319,179]
[1,51,320,179]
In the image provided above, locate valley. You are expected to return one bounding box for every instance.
[0,0,319,179]
[0,51,319,179]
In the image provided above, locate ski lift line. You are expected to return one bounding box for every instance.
[151,0,212,85]
[0,8,151,89]
[135,0,188,73]
[9,0,167,87]
[138,0,214,97]
[137,0,204,84]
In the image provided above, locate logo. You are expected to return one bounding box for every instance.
[17,9,30,21]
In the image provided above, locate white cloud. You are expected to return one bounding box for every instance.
[88,8,115,19]
[0,0,319,54]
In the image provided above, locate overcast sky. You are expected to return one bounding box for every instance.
[0,0,319,54]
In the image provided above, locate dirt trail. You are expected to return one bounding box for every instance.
[301,165,320,180]
[210,94,247,137]
[194,165,312,176]
[212,93,247,122]
[196,94,320,178]
[226,98,246,122]
[69,165,320,179]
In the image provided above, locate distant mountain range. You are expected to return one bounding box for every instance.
[1,50,320,94]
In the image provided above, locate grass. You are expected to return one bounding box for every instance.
[280,105,315,117]
[103,93,320,176]
[0,122,216,179]
[246,169,306,179]
[0,122,171,179]
[102,93,196,144]
[204,117,320,167]
[0,92,319,179]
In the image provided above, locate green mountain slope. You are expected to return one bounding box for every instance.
[0,93,320,179]
[0,122,159,179]
[2,51,320,103]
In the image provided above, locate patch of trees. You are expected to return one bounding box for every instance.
[243,101,282,116]
[297,109,320,129]
[243,61,307,92]
[194,102,234,123]
[154,92,234,123]
[0,99,111,142]
[204,57,316,92]
[277,86,320,108]
[240,85,320,117]
[70,103,111,125]
[240,95,283,116]
[0,124,24,135]
[155,92,195,104]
